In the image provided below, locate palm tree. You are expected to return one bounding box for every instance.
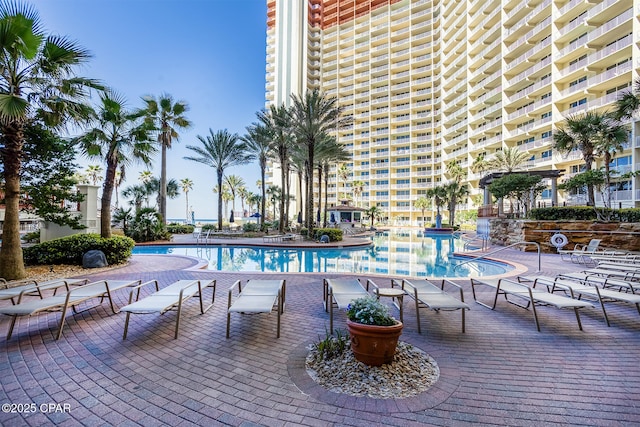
[139,170,153,184]
[140,94,191,225]
[351,180,365,208]
[237,186,249,216]
[242,124,271,230]
[86,165,104,185]
[446,160,466,184]
[316,135,350,226]
[266,185,282,221]
[224,174,246,216]
[0,3,101,279]
[337,163,351,201]
[414,196,430,226]
[114,167,124,208]
[257,104,294,233]
[180,178,194,223]
[184,129,254,230]
[594,114,629,208]
[443,182,469,228]
[112,207,133,235]
[553,111,608,206]
[290,90,352,236]
[122,184,147,214]
[614,78,640,120]
[486,146,530,173]
[146,176,179,210]
[76,92,155,238]
[366,205,381,229]
[426,186,447,228]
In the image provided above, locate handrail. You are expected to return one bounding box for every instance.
[454,241,541,272]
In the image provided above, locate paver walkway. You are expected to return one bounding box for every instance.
[0,247,639,426]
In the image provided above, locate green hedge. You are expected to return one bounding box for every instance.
[23,233,135,266]
[312,228,343,242]
[528,207,597,220]
[166,224,195,234]
[528,207,640,222]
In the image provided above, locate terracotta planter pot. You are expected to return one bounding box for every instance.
[346,319,403,366]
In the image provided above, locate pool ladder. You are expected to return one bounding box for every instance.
[459,233,491,251]
[454,241,542,273]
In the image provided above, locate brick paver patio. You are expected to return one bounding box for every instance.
[1,245,639,426]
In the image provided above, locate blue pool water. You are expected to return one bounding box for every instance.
[132,231,512,278]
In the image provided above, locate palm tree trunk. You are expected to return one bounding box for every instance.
[306,155,315,237]
[101,159,117,238]
[260,166,267,231]
[323,165,329,228]
[317,165,323,228]
[0,125,27,280]
[298,171,304,225]
[217,169,224,231]
[185,190,189,223]
[159,140,167,224]
[279,164,286,233]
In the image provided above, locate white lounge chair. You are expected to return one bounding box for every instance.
[0,277,88,305]
[120,279,216,339]
[470,278,593,331]
[525,275,640,327]
[0,279,141,340]
[557,239,603,264]
[392,278,470,333]
[226,279,286,338]
[323,278,377,331]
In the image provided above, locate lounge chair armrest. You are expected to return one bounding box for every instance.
[126,280,160,304]
[442,279,466,303]
[227,280,242,309]
[365,278,379,293]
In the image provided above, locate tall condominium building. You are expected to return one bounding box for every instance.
[265,0,640,225]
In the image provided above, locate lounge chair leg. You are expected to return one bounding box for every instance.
[276,291,281,338]
[123,312,131,340]
[6,315,17,340]
[461,308,466,333]
[529,298,541,332]
[329,294,334,333]
[175,299,183,339]
[414,295,421,334]
[574,308,583,331]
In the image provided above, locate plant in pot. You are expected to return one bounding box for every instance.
[346,295,403,366]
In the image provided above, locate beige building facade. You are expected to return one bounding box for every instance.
[265,0,640,226]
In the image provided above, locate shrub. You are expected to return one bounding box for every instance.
[528,207,597,220]
[243,222,260,232]
[21,230,41,243]
[528,207,640,222]
[23,233,135,266]
[313,228,343,242]
[310,329,349,362]
[126,208,171,242]
[166,224,195,234]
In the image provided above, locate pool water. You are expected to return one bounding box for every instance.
[132,231,512,278]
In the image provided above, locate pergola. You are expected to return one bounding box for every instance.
[478,169,565,216]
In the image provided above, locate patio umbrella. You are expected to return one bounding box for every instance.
[230,210,234,223]
[297,211,302,224]
[330,213,336,223]
[250,212,261,218]
[191,210,195,225]
[316,209,320,223]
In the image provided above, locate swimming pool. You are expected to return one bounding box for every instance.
[132,231,512,278]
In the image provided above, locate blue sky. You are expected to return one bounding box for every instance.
[33,0,267,220]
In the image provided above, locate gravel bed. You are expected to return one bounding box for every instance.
[305,341,439,399]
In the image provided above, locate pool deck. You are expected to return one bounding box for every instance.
[1,240,639,426]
